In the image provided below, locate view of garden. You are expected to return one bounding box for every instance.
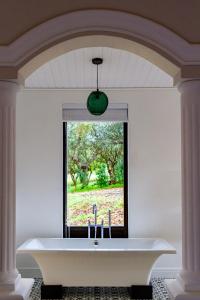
[66,122,124,226]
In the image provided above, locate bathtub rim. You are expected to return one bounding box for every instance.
[17,237,176,254]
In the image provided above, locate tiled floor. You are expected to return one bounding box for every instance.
[30,278,171,299]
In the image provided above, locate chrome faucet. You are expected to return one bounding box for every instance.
[88,219,91,238]
[88,204,111,239]
[93,204,97,239]
[67,218,71,238]
[108,209,112,239]
[92,204,97,214]
[101,219,104,238]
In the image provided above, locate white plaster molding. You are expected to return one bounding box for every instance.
[0,10,199,71]
[0,81,19,292]
[166,279,200,300]
[0,80,33,299]
[0,278,34,300]
[166,79,200,299]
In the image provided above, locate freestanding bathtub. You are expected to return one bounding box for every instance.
[18,238,175,287]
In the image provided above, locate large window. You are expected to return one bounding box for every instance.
[63,113,128,238]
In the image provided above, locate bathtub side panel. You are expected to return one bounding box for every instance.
[32,252,160,286]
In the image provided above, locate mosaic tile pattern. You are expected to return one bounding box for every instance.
[30,278,171,300]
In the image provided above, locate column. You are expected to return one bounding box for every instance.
[0,80,33,300]
[166,79,200,299]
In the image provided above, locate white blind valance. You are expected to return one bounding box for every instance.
[62,103,128,122]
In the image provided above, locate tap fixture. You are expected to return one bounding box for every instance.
[108,209,112,239]
[92,204,97,214]
[87,204,97,239]
[94,240,99,246]
[88,219,91,239]
[67,219,71,238]
[101,219,104,239]
[93,204,98,239]
[88,204,111,239]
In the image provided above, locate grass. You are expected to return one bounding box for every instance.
[67,187,124,226]
[68,181,123,193]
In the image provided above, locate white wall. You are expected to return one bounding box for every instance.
[16,88,181,274]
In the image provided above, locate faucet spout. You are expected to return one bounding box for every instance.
[90,204,108,239]
[108,209,112,239]
[92,204,98,239]
[101,219,104,239]
[94,208,97,239]
[88,219,91,238]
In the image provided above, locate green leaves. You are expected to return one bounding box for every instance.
[67,122,124,189]
[96,163,109,187]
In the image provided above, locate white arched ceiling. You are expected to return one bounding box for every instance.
[25,47,173,88]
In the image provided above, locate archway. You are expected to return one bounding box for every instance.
[1,9,195,81]
[18,34,179,81]
[0,9,200,300]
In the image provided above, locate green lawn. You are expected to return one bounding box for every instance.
[68,181,123,193]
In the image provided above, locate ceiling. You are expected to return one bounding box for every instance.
[25,47,173,89]
[0,0,199,45]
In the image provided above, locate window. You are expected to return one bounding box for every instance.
[63,105,128,238]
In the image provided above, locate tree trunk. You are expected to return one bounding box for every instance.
[70,173,77,192]
[107,166,116,185]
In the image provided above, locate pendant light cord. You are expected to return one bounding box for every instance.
[97,64,99,92]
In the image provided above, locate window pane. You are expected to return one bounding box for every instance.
[66,122,125,227]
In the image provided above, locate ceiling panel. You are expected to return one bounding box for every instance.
[25,47,173,88]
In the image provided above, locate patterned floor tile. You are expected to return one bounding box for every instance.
[30,278,171,300]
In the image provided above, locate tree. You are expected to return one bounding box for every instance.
[96,163,109,187]
[92,122,124,184]
[67,123,80,191]
[67,122,124,190]
[67,123,96,190]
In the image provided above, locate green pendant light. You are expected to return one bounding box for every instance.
[87,58,108,115]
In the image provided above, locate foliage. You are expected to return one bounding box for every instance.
[67,123,95,190]
[67,122,124,190]
[96,163,109,187]
[92,123,123,184]
[114,158,124,183]
[68,181,123,193]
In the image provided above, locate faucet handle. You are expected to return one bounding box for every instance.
[108,209,111,226]
[101,219,104,239]
[108,209,112,239]
[92,204,97,214]
[88,219,91,239]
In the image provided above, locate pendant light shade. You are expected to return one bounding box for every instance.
[87,90,108,115]
[87,58,109,115]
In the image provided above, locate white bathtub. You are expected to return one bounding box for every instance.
[17,238,176,287]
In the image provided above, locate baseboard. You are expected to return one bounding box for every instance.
[19,268,42,278]
[19,267,180,280]
[151,268,180,279]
